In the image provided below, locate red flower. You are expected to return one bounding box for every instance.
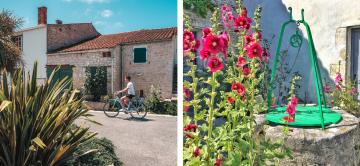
[236,56,246,68]
[215,158,222,166]
[207,56,224,73]
[191,39,200,52]
[285,104,295,115]
[290,96,298,105]
[202,27,212,38]
[241,7,248,17]
[203,35,223,54]
[283,116,295,122]
[193,147,200,157]
[227,97,235,104]
[183,40,191,52]
[200,49,211,60]
[242,67,251,77]
[183,29,195,41]
[231,82,246,96]
[323,85,330,93]
[244,35,254,45]
[219,32,229,58]
[184,123,197,132]
[234,16,251,30]
[184,87,191,99]
[246,42,263,59]
[335,72,343,85]
[183,105,190,112]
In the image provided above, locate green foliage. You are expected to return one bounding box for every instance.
[66,137,122,166]
[0,62,96,165]
[0,10,23,72]
[145,85,177,115]
[184,0,215,18]
[326,78,360,117]
[84,66,107,101]
[183,2,291,165]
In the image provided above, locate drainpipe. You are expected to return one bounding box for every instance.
[119,44,124,90]
[111,50,114,94]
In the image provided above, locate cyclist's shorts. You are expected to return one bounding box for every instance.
[126,94,135,99]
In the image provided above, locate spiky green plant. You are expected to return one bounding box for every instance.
[0,62,96,165]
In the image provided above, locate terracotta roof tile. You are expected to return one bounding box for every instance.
[55,27,177,53]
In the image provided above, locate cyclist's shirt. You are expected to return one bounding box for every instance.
[127,82,135,95]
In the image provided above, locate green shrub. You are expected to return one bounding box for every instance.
[84,66,107,101]
[0,62,96,165]
[66,137,122,166]
[145,85,177,115]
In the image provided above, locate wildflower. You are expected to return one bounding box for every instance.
[203,35,223,54]
[290,96,298,105]
[227,96,235,104]
[236,56,246,68]
[234,15,251,30]
[200,49,211,60]
[334,72,343,85]
[246,42,263,59]
[242,67,251,77]
[184,87,191,99]
[231,82,246,96]
[193,147,200,157]
[215,158,222,166]
[323,85,330,93]
[207,56,224,73]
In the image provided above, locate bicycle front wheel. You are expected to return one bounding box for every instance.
[130,98,147,119]
[103,99,120,117]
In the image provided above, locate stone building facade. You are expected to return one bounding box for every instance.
[47,28,177,99]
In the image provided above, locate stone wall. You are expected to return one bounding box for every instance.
[47,48,118,94]
[47,23,100,53]
[121,38,176,99]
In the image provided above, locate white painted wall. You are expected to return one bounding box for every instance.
[20,26,47,84]
[242,0,360,102]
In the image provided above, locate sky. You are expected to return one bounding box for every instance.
[0,0,177,34]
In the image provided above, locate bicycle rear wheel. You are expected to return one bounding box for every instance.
[130,97,147,119]
[103,99,120,117]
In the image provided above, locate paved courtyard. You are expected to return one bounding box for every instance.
[76,111,177,166]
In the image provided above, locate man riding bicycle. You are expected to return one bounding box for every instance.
[115,76,135,113]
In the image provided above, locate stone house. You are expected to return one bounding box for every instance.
[47,27,177,99]
[186,0,360,102]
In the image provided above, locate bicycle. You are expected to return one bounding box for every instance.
[103,93,147,119]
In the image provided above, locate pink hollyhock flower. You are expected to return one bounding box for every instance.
[203,35,223,54]
[242,67,251,77]
[219,32,229,58]
[215,158,222,166]
[227,96,235,104]
[246,42,263,59]
[234,15,252,30]
[221,5,235,29]
[285,104,296,115]
[241,7,248,17]
[183,40,192,52]
[290,96,298,105]
[244,35,254,45]
[202,27,212,42]
[231,82,246,96]
[200,49,211,60]
[183,29,195,41]
[193,147,200,157]
[207,56,224,73]
[349,87,357,95]
[323,85,330,93]
[334,72,343,85]
[191,39,200,52]
[236,56,246,68]
[184,87,191,99]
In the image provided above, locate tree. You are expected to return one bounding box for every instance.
[0,10,23,73]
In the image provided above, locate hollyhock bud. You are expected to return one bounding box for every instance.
[215,158,222,166]
[183,105,190,112]
[227,96,235,104]
[207,56,224,73]
[334,72,343,85]
[236,56,246,68]
[184,87,191,99]
[242,67,251,77]
[231,82,246,96]
[193,147,200,157]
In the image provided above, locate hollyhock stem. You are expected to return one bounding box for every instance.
[207,72,217,164]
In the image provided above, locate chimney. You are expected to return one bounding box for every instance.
[38,6,47,25]
[56,19,63,24]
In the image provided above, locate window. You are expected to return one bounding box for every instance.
[12,35,23,51]
[102,51,111,57]
[133,47,147,63]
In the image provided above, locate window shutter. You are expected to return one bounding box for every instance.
[134,48,147,63]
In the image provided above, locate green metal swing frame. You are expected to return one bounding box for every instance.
[266,8,342,129]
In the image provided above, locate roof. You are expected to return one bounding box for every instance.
[54,27,177,53]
